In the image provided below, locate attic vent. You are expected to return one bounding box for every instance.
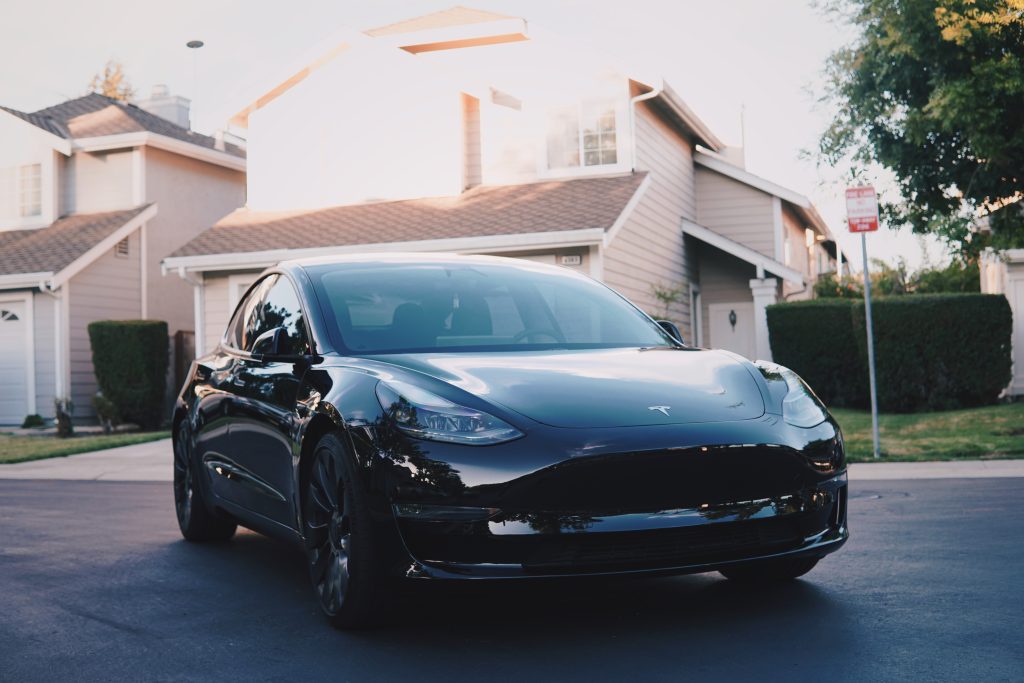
[0,310,19,322]
[115,237,130,258]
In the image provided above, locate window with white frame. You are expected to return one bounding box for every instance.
[547,101,618,171]
[18,164,41,218]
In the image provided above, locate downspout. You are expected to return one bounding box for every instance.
[629,82,662,172]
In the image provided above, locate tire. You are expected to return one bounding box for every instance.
[303,432,381,629]
[173,421,237,542]
[718,556,819,583]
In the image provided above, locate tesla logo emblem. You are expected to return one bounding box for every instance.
[648,406,671,416]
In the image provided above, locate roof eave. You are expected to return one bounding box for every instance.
[650,82,724,152]
[163,227,607,274]
[0,271,55,291]
[0,109,72,155]
[682,218,805,285]
[73,132,246,171]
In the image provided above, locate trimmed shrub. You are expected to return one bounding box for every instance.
[88,320,169,429]
[767,294,1013,413]
[767,299,867,408]
[20,414,45,429]
[851,294,1012,412]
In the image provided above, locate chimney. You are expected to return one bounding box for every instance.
[137,84,191,129]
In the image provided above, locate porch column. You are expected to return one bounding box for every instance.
[749,277,778,362]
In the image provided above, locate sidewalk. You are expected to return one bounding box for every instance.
[0,438,172,481]
[0,438,1022,482]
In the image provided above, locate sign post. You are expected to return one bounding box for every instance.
[846,186,881,459]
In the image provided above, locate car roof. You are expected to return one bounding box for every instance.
[280,252,581,276]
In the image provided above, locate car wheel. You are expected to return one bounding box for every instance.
[304,432,380,629]
[718,556,819,582]
[173,421,237,542]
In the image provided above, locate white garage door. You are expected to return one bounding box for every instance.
[0,301,30,425]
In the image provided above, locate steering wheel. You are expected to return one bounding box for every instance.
[512,328,565,343]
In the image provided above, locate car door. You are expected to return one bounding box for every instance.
[224,274,312,530]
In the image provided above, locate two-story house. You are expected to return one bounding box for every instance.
[0,90,246,424]
[163,6,839,364]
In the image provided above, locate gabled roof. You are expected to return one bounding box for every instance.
[682,219,805,285]
[694,149,832,238]
[167,173,647,265]
[0,205,153,279]
[2,94,245,158]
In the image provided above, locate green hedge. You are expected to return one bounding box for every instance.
[768,294,1012,413]
[88,320,169,429]
[766,299,867,408]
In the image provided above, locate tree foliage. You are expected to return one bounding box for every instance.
[815,257,980,296]
[88,60,135,102]
[818,0,1024,253]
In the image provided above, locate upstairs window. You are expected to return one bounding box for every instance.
[547,101,618,171]
[18,164,41,217]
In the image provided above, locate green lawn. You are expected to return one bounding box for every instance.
[0,431,171,464]
[831,402,1024,462]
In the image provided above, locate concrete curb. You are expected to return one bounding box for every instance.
[1,438,1022,482]
[849,459,1024,480]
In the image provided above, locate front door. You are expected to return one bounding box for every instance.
[708,302,756,359]
[224,274,312,529]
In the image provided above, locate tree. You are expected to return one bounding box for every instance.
[817,0,1024,255]
[88,60,135,102]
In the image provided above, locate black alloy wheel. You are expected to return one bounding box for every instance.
[304,433,379,628]
[173,420,236,542]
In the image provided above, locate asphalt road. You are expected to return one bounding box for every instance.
[1,478,1021,682]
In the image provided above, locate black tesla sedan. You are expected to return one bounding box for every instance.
[172,253,847,628]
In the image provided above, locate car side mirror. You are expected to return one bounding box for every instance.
[251,326,286,357]
[250,327,318,365]
[656,320,684,345]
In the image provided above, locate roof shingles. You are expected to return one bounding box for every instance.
[171,173,647,258]
[2,93,244,158]
[0,206,151,277]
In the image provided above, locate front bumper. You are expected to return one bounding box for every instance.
[395,474,847,579]
[354,415,849,580]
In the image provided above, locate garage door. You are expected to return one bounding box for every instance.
[0,301,30,425]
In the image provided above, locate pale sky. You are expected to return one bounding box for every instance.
[0,0,951,270]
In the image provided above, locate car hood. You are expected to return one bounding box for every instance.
[368,347,766,429]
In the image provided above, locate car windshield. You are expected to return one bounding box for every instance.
[306,261,677,354]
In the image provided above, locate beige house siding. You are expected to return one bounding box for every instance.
[68,230,143,419]
[32,292,56,417]
[202,273,236,354]
[61,150,135,215]
[694,167,775,259]
[602,102,696,330]
[782,206,813,300]
[697,243,756,346]
[145,148,246,335]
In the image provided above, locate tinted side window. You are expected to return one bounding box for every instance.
[225,276,273,350]
[249,276,310,355]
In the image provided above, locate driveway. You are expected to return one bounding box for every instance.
[1,475,1022,682]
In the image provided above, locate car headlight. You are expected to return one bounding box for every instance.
[755,362,828,428]
[375,380,523,445]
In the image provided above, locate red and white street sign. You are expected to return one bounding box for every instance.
[846,186,879,233]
